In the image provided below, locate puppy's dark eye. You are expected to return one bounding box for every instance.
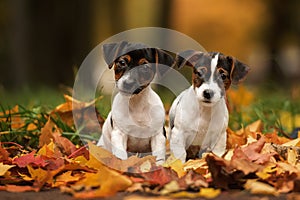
[195,67,207,78]
[118,59,127,67]
[220,73,227,80]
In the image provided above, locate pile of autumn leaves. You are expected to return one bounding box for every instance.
[1,95,300,198]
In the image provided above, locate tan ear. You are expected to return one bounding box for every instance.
[102,41,128,69]
[175,50,205,69]
[228,56,250,84]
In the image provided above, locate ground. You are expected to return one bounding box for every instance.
[1,190,299,200]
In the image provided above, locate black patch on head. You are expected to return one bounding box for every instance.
[103,41,174,94]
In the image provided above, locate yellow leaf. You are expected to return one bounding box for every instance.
[27,165,51,185]
[256,163,277,180]
[287,148,298,165]
[73,166,132,198]
[37,141,55,156]
[246,120,262,132]
[171,188,220,199]
[279,112,300,133]
[282,138,300,147]
[73,155,89,165]
[198,188,221,199]
[0,163,15,176]
[27,123,38,131]
[53,171,81,187]
[18,172,33,181]
[160,180,180,195]
[163,154,186,178]
[244,180,279,196]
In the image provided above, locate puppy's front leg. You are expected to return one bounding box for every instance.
[151,129,166,165]
[170,127,186,163]
[211,129,227,157]
[111,129,128,160]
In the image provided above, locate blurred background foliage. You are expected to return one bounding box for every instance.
[0,0,300,133]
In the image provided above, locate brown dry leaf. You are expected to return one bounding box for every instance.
[52,94,104,130]
[138,166,179,187]
[226,128,247,149]
[244,180,279,196]
[178,169,208,189]
[183,158,208,176]
[39,119,76,155]
[265,132,291,144]
[206,154,244,189]
[0,145,10,163]
[39,119,60,148]
[238,136,276,164]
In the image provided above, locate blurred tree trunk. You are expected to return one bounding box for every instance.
[8,0,30,88]
[265,0,300,86]
[7,0,93,89]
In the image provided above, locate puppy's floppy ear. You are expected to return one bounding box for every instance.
[153,48,175,78]
[175,50,204,69]
[227,56,250,84]
[102,41,128,69]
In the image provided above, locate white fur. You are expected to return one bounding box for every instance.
[97,86,166,164]
[169,54,228,162]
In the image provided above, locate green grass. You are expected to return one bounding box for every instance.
[0,86,65,110]
[1,85,300,149]
[228,86,300,136]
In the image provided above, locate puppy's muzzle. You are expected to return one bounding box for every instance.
[122,81,144,95]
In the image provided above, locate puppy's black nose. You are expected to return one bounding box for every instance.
[203,89,214,100]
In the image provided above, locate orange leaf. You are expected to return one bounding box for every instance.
[71,166,132,198]
[3,185,39,193]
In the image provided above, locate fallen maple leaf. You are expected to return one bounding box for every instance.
[236,136,276,164]
[52,171,82,187]
[52,94,104,130]
[13,151,47,168]
[138,166,178,187]
[71,169,132,198]
[0,145,10,163]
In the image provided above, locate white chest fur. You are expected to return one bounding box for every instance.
[112,87,165,139]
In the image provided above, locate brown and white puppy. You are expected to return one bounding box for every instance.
[169,50,250,162]
[97,41,174,164]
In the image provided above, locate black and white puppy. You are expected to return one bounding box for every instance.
[169,50,250,162]
[97,41,174,164]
